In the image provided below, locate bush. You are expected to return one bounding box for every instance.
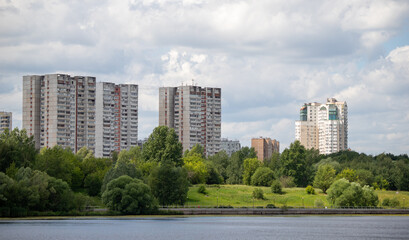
[250,167,274,186]
[314,199,325,208]
[279,176,296,188]
[252,188,264,200]
[271,180,283,194]
[197,185,207,195]
[382,197,400,208]
[102,175,158,214]
[306,185,315,194]
[327,179,379,207]
[266,204,277,208]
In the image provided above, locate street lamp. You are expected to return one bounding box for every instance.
[404,198,406,209]
[302,197,304,208]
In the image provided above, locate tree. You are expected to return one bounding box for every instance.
[0,128,37,172]
[251,167,274,186]
[101,158,142,194]
[336,168,357,182]
[34,146,76,186]
[327,179,378,207]
[207,150,229,181]
[280,141,311,187]
[313,164,336,193]
[205,162,223,184]
[142,126,183,166]
[242,158,260,185]
[355,169,374,187]
[102,175,157,214]
[252,188,264,200]
[226,147,257,184]
[148,163,189,206]
[183,153,208,184]
[184,144,205,158]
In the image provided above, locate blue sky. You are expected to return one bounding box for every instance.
[0,0,408,154]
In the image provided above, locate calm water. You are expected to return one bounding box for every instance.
[1,216,409,240]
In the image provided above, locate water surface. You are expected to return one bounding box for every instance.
[1,216,408,240]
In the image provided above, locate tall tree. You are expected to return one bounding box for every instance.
[0,128,37,172]
[313,164,336,193]
[280,141,311,187]
[142,126,183,166]
[242,158,260,185]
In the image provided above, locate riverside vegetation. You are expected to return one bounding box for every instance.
[1,127,409,217]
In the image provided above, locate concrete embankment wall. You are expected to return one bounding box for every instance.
[161,208,409,215]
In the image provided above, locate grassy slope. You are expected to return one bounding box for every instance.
[186,185,409,208]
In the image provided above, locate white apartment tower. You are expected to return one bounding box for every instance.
[159,85,221,156]
[0,111,12,134]
[220,138,241,156]
[23,74,96,152]
[95,82,138,157]
[295,98,348,154]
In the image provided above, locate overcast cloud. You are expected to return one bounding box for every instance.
[0,0,408,154]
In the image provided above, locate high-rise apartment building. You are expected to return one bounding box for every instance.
[220,138,241,156]
[159,85,221,156]
[0,111,12,134]
[295,98,348,154]
[251,137,280,161]
[95,82,138,157]
[23,74,96,152]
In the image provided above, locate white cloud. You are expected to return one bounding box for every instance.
[0,0,408,154]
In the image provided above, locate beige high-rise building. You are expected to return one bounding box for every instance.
[159,85,221,156]
[251,137,280,161]
[295,98,348,154]
[23,74,96,152]
[0,111,12,134]
[95,82,138,157]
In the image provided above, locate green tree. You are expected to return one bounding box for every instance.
[102,175,157,214]
[0,128,37,172]
[207,150,229,181]
[250,167,274,186]
[142,126,183,166]
[336,168,357,182]
[280,141,311,187]
[314,157,341,173]
[252,188,264,200]
[34,146,76,186]
[148,163,189,206]
[183,153,208,184]
[101,157,142,194]
[313,164,336,193]
[242,158,260,185]
[271,180,283,194]
[184,144,205,158]
[205,162,223,184]
[355,169,374,187]
[226,147,257,184]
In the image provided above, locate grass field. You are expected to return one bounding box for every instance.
[185,185,409,208]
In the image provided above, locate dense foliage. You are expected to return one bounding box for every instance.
[327,179,379,207]
[1,127,408,214]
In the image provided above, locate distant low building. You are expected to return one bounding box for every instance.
[251,137,279,161]
[0,111,12,134]
[220,138,241,156]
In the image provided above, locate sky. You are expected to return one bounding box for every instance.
[0,0,408,155]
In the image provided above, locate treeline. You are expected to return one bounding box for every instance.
[1,127,409,216]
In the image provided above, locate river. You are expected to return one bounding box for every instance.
[1,216,408,239]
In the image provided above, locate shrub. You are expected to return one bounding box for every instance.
[250,167,274,186]
[306,185,315,194]
[279,176,296,188]
[197,185,207,195]
[314,199,325,208]
[252,188,264,200]
[382,197,400,208]
[327,179,379,207]
[271,180,283,194]
[266,204,277,208]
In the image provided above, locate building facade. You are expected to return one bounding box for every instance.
[159,85,221,156]
[23,74,96,152]
[0,111,12,134]
[295,98,348,154]
[251,137,280,161]
[220,138,241,156]
[95,82,138,157]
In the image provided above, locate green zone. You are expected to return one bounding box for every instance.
[186,185,409,208]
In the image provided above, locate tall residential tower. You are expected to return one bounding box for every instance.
[0,111,12,134]
[23,74,96,152]
[295,98,348,154]
[159,85,221,156]
[95,82,138,157]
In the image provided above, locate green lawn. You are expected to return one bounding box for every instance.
[185,185,409,208]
